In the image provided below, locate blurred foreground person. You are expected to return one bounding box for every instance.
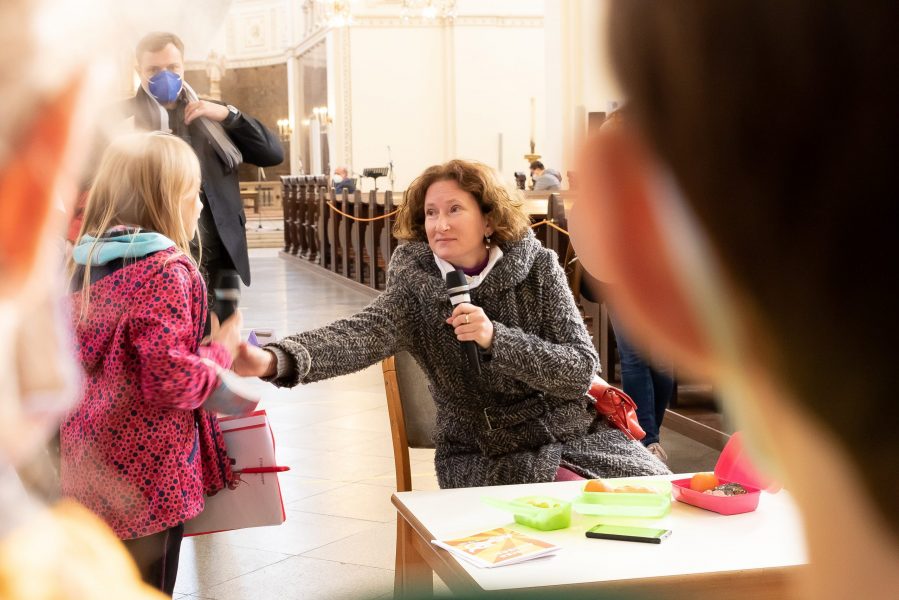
[0,0,166,598]
[570,2,899,599]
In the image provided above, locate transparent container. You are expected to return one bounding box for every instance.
[481,495,572,531]
[572,479,672,518]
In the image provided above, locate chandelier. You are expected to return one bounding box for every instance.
[401,0,456,22]
[315,0,354,28]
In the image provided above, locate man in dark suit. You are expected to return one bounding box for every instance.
[126,31,283,288]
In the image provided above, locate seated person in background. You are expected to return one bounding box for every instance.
[530,160,562,191]
[571,2,899,599]
[235,159,668,488]
[332,166,356,194]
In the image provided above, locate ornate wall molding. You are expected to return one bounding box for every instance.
[348,15,543,28]
[289,28,329,59]
[187,52,291,71]
[454,16,543,28]
[225,2,290,59]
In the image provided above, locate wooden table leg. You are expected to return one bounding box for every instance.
[395,517,434,599]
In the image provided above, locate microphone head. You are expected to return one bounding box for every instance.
[213,269,241,304]
[445,269,467,290]
[446,269,471,306]
[214,269,241,292]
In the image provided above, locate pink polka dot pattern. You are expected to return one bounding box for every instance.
[61,248,234,539]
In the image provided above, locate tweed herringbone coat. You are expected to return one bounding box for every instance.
[268,232,669,487]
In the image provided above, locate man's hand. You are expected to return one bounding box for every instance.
[184,100,229,125]
[233,343,277,378]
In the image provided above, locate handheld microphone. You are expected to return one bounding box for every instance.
[204,269,260,416]
[445,269,481,375]
[212,270,241,323]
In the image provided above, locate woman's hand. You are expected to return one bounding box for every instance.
[233,343,278,378]
[446,302,494,350]
[209,310,243,359]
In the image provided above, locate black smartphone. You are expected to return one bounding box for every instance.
[585,524,671,544]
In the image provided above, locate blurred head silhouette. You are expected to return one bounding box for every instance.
[0,2,227,597]
[571,2,899,598]
[0,0,98,472]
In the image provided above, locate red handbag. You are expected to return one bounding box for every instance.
[587,377,646,441]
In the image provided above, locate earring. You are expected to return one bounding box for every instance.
[484,234,492,249]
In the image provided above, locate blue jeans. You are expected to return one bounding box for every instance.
[609,313,674,446]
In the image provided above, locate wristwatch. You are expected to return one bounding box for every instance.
[223,104,240,126]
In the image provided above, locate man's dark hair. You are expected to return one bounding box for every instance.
[608,0,899,535]
[135,32,185,60]
[529,161,544,170]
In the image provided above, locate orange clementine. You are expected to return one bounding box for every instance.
[584,479,610,493]
[689,472,720,493]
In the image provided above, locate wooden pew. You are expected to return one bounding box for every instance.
[545,193,569,261]
[327,188,343,275]
[359,190,390,289]
[296,177,309,257]
[349,190,366,284]
[318,184,330,269]
[280,176,293,253]
[291,176,303,255]
[307,177,324,263]
[338,189,353,278]
[379,190,398,270]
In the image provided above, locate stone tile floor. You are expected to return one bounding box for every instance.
[172,248,720,599]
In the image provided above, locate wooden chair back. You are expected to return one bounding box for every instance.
[381,352,436,492]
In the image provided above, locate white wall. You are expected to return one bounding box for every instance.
[164,0,553,189]
[453,24,545,180]
[543,0,622,180]
[347,25,448,191]
[342,14,546,190]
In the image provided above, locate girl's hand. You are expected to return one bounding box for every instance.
[445,302,494,350]
[233,343,277,378]
[209,310,243,359]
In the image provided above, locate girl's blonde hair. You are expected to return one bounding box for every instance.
[71,131,201,312]
[394,159,531,244]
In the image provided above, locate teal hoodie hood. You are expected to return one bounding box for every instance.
[72,229,175,266]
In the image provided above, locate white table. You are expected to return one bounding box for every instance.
[391,475,808,599]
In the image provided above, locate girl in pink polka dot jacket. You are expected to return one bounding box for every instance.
[61,132,244,595]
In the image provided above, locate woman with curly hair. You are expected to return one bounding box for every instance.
[235,159,667,487]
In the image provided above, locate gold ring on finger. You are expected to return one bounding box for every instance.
[464,314,470,325]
